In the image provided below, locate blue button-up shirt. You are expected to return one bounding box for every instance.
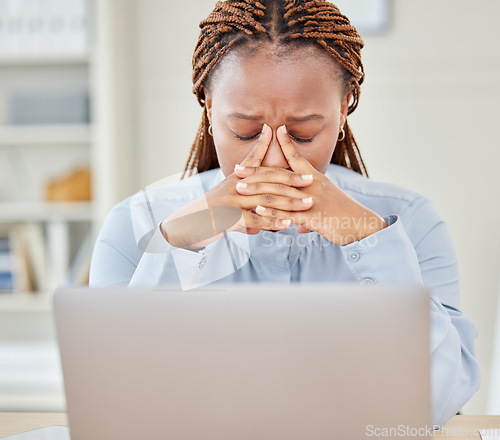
[90,164,481,426]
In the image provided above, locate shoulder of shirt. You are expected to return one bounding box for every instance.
[326,164,428,209]
[110,168,224,213]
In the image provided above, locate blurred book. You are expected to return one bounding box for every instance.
[9,225,35,293]
[20,223,49,292]
[0,235,14,293]
[1,224,49,294]
[66,230,92,286]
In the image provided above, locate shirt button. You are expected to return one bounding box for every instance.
[198,257,207,269]
[362,277,375,285]
[348,251,360,262]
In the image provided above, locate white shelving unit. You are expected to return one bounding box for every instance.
[0,0,98,295]
[0,0,116,411]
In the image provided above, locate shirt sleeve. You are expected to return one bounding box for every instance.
[89,199,143,286]
[340,196,480,425]
[89,197,250,290]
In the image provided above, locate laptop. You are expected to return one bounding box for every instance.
[53,284,431,440]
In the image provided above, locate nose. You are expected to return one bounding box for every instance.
[261,129,289,169]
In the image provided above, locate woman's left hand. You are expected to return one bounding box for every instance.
[234,125,388,246]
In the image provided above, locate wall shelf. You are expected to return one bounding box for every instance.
[0,292,53,313]
[0,54,90,67]
[0,202,93,223]
[0,124,92,146]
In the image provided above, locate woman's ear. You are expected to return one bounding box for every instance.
[204,87,213,124]
[340,92,352,125]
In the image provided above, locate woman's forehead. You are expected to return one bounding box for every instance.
[208,45,346,107]
[210,44,344,90]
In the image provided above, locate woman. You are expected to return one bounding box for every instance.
[90,0,480,425]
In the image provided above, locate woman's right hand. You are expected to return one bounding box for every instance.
[161,124,313,249]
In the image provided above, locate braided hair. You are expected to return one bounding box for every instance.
[185,0,367,177]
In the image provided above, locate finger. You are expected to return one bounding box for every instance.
[255,206,313,228]
[234,166,313,188]
[295,224,311,234]
[230,209,292,233]
[276,125,315,174]
[236,181,307,200]
[237,193,313,212]
[238,124,272,168]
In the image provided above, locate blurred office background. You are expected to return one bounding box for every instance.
[0,0,498,416]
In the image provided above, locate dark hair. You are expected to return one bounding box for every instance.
[184,0,367,177]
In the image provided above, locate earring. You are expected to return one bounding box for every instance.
[208,124,213,136]
[338,126,345,142]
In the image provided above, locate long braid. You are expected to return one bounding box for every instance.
[184,1,267,177]
[284,0,366,175]
[184,0,368,178]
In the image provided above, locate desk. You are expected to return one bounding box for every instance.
[0,413,67,438]
[0,413,499,439]
[435,416,500,439]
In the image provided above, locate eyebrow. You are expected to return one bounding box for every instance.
[228,112,325,122]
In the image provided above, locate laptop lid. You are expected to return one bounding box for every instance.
[54,284,431,440]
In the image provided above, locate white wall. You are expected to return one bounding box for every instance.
[133,0,213,193]
[110,0,500,414]
[351,1,500,415]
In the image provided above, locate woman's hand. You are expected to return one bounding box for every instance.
[234,125,388,246]
[161,124,313,249]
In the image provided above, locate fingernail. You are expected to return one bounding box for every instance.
[261,124,269,134]
[302,197,313,204]
[256,205,266,214]
[234,164,245,172]
[280,125,287,134]
[281,219,291,227]
[236,182,247,189]
[301,174,313,181]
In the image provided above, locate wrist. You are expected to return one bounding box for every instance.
[349,212,388,244]
[161,217,224,249]
[320,211,388,246]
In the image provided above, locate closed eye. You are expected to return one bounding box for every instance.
[290,134,313,143]
[235,132,313,143]
[235,133,260,141]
